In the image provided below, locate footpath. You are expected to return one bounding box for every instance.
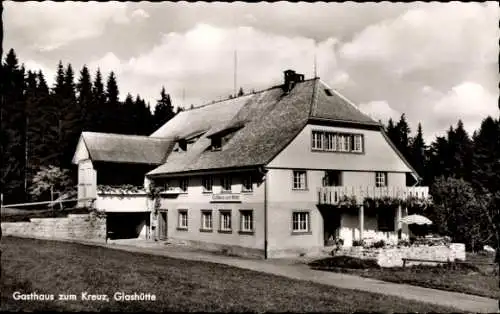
[12,236,500,313]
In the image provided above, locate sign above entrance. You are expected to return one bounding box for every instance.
[211,193,241,203]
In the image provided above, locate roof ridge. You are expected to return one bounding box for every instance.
[182,78,319,112]
[319,79,378,124]
[82,131,174,140]
[308,78,321,117]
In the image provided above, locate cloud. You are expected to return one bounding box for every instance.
[88,52,123,77]
[432,81,498,135]
[4,2,130,51]
[23,60,56,87]
[339,3,498,75]
[358,100,401,123]
[122,23,340,106]
[131,9,150,20]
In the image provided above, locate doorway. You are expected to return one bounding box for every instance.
[322,170,342,187]
[158,211,168,240]
[323,211,341,246]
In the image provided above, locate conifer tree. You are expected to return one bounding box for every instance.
[153,86,175,130]
[410,123,426,183]
[76,65,93,130]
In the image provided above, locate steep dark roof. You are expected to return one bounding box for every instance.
[81,132,173,165]
[148,78,383,176]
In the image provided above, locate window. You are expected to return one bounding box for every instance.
[324,132,336,151]
[202,176,213,193]
[220,175,232,193]
[292,170,307,190]
[200,210,213,231]
[375,172,388,187]
[353,135,363,152]
[312,130,364,153]
[242,174,253,192]
[239,210,254,233]
[292,212,310,233]
[219,210,232,232]
[178,210,188,230]
[179,178,189,193]
[211,137,222,151]
[312,131,324,150]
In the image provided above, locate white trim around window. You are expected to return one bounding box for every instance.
[292,211,311,234]
[177,209,188,230]
[375,172,388,187]
[239,210,254,234]
[200,210,213,232]
[218,210,232,233]
[292,170,307,190]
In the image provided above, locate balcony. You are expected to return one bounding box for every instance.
[318,186,429,206]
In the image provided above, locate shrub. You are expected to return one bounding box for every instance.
[352,240,365,247]
[371,240,385,249]
[309,256,380,269]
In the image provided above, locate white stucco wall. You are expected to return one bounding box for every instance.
[267,124,412,173]
[95,194,149,212]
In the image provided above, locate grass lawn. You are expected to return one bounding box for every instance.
[310,255,499,299]
[0,237,459,312]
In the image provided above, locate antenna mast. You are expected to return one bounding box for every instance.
[234,50,237,97]
[314,50,317,78]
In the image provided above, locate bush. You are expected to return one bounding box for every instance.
[309,256,380,269]
[371,240,385,249]
[352,240,365,247]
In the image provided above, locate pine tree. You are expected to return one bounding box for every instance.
[104,71,120,133]
[410,123,426,183]
[76,65,93,130]
[1,49,27,202]
[396,114,411,161]
[132,95,152,135]
[53,61,65,97]
[449,120,473,181]
[63,64,76,102]
[36,70,49,96]
[153,86,175,130]
[386,118,399,148]
[238,87,244,97]
[90,68,105,132]
[471,116,500,193]
[426,136,449,183]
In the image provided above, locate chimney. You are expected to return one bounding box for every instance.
[283,69,305,93]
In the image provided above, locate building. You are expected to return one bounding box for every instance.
[72,70,429,258]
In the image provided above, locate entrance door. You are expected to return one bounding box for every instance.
[158,211,168,240]
[323,211,341,246]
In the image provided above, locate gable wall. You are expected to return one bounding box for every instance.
[267,123,412,173]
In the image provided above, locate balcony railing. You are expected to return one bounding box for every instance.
[318,186,429,205]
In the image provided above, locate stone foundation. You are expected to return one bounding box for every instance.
[336,243,466,267]
[1,213,106,241]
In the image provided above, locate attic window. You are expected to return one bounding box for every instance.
[211,137,222,151]
[173,139,187,152]
[324,89,333,96]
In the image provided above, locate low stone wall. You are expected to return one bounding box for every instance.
[1,213,106,241]
[336,243,466,267]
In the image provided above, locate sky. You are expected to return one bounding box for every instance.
[4,1,499,143]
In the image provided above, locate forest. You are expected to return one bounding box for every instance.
[0,48,499,251]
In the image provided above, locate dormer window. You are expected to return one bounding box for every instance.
[211,137,222,151]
